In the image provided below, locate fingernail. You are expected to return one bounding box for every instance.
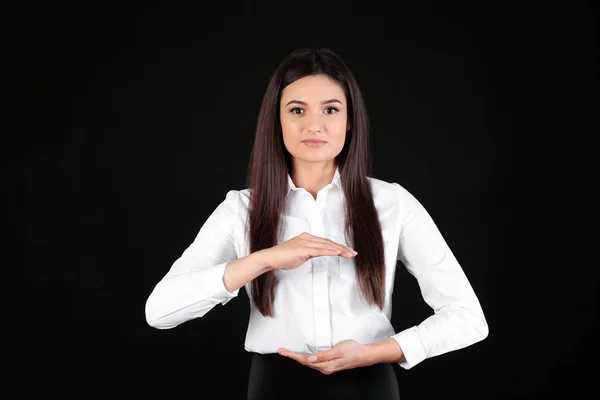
[308,355,317,362]
[278,350,287,357]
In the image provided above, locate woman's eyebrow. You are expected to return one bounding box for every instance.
[285,98,343,106]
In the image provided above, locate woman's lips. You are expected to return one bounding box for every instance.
[303,140,326,147]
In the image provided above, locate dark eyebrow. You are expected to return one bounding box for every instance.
[285,98,343,106]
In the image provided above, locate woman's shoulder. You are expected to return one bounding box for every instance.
[211,189,251,229]
[367,175,407,198]
[221,188,252,209]
[366,177,420,220]
[225,187,252,198]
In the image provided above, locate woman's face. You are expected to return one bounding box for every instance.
[279,74,350,166]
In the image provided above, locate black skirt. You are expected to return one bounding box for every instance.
[247,352,400,400]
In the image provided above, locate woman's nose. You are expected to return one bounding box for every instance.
[305,113,324,133]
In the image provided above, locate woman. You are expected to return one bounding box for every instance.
[145,48,489,399]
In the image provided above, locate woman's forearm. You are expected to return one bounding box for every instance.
[223,250,272,292]
[361,338,406,365]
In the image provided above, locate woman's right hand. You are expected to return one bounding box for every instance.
[260,232,358,271]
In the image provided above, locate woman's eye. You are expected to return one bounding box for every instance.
[324,107,339,114]
[290,108,304,115]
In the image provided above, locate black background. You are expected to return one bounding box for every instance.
[13,1,597,398]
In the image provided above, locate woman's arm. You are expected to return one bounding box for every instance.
[388,183,489,369]
[145,190,266,329]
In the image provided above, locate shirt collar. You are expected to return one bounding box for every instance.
[286,166,342,196]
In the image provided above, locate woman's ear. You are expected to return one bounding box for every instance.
[346,120,352,131]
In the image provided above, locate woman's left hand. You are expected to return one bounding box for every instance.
[277,339,369,375]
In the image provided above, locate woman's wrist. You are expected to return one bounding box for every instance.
[360,338,406,365]
[251,249,274,272]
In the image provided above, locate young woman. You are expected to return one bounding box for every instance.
[145,48,489,399]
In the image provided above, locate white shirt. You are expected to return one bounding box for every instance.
[145,167,489,369]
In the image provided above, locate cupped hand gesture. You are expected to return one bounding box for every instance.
[278,339,367,375]
[262,232,357,271]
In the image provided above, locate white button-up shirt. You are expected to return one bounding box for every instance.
[145,167,489,369]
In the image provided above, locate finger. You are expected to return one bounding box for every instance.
[333,242,357,255]
[280,350,341,374]
[304,244,351,258]
[316,357,347,375]
[323,246,357,258]
[278,349,308,365]
[309,348,342,363]
[305,234,349,248]
[304,243,342,251]
[324,237,356,253]
[277,348,290,357]
[305,235,355,253]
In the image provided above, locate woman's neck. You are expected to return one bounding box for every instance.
[290,160,337,200]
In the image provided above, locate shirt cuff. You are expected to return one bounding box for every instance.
[390,326,427,369]
[203,262,240,306]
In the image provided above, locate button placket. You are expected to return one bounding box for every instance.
[309,197,332,351]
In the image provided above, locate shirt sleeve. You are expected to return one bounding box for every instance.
[145,190,243,329]
[389,183,489,369]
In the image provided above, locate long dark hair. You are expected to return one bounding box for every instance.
[246,48,385,317]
